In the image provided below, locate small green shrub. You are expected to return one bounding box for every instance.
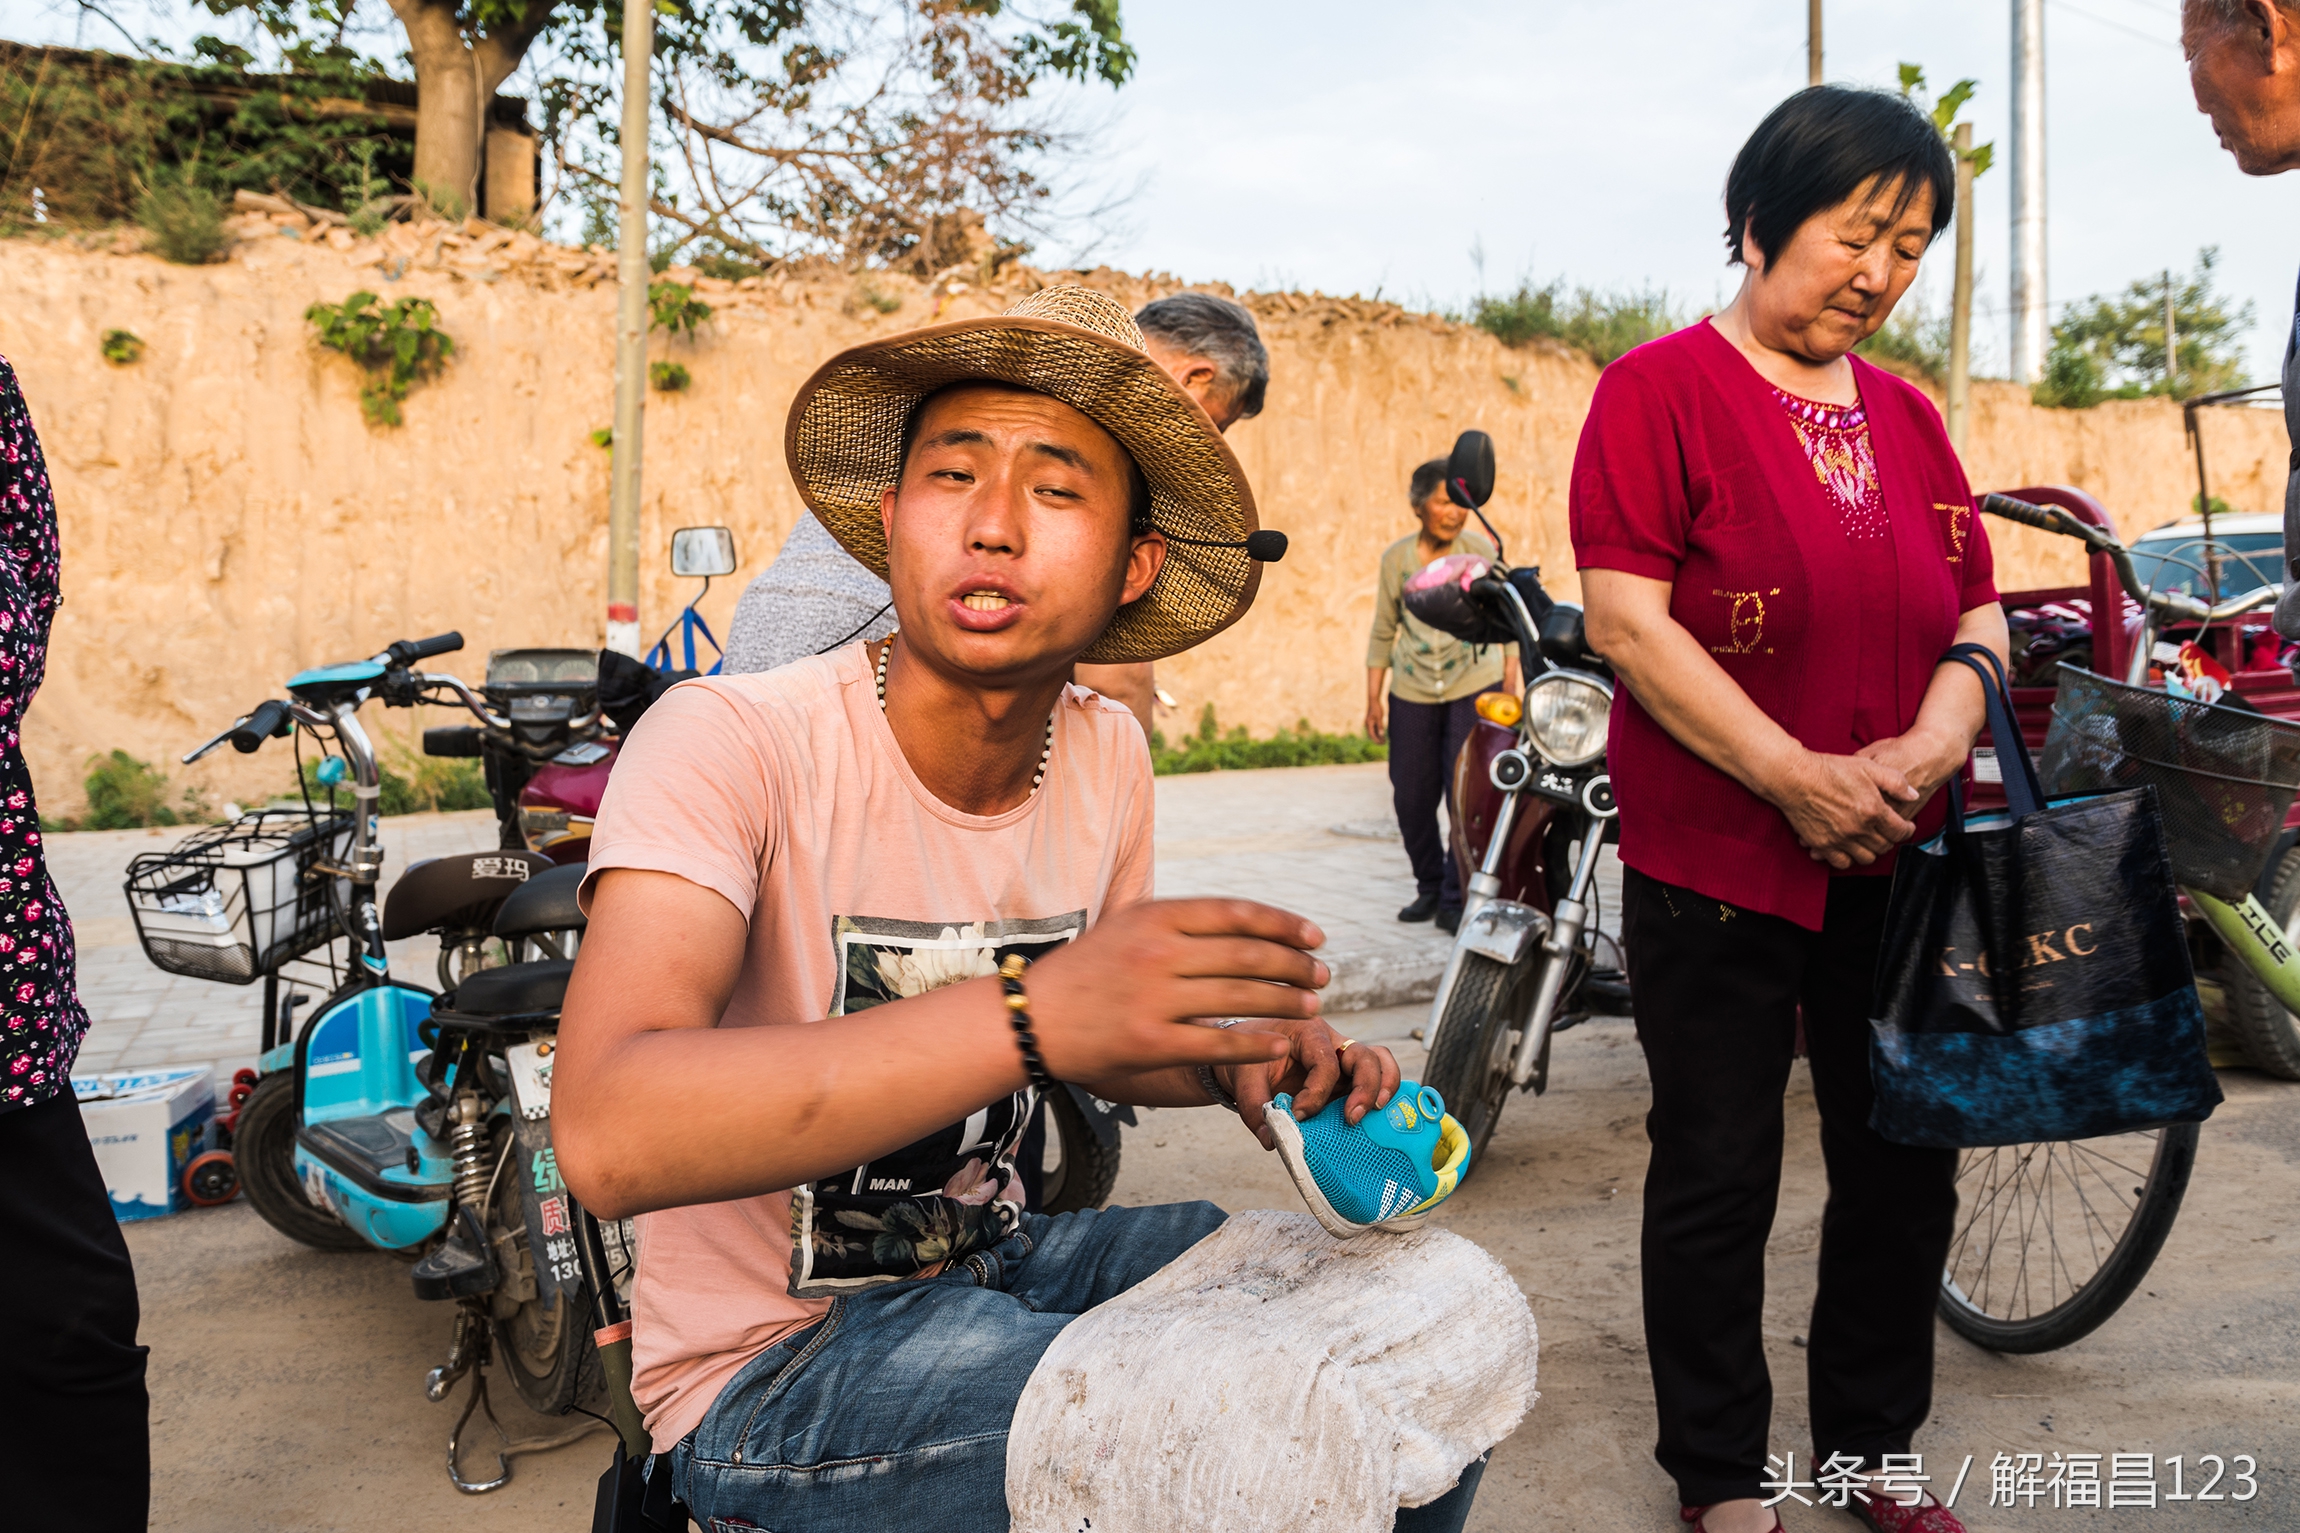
[1471,279,1680,365]
[850,278,903,316]
[590,426,614,448]
[297,751,491,816]
[101,329,145,365]
[648,280,713,336]
[305,291,455,427]
[137,178,227,265]
[2032,341,2103,409]
[74,750,201,830]
[1149,709,1386,776]
[1854,305,1950,383]
[649,360,691,392]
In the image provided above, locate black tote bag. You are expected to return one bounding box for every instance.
[1868,645,2223,1148]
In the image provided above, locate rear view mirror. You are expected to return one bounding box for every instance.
[670,526,737,578]
[1445,431,1495,510]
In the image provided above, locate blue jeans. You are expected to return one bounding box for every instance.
[666,1201,1487,1533]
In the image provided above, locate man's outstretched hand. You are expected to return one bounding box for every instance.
[1026,898,1332,1086]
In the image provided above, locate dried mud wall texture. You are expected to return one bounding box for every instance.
[4,229,2287,815]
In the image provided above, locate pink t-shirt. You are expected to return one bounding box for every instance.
[580,644,1156,1451]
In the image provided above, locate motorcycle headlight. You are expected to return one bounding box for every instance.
[1522,671,1612,768]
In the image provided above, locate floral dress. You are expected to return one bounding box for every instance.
[0,358,85,1113]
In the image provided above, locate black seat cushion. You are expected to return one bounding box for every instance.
[448,959,573,1016]
[495,861,588,941]
[382,851,552,941]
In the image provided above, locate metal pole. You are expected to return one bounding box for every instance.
[2009,0,2048,383]
[606,0,655,660]
[1947,123,1976,456]
[1808,0,1823,86]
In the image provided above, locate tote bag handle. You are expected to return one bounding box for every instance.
[1941,641,2045,822]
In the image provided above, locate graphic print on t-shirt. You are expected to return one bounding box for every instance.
[786,911,1084,1297]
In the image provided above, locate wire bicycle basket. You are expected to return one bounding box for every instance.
[123,809,355,983]
[2039,664,2300,900]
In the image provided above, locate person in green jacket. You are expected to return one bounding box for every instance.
[1366,459,1520,932]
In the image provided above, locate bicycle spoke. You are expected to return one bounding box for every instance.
[1943,1129,2167,1328]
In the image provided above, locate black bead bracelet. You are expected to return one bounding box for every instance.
[998,954,1057,1090]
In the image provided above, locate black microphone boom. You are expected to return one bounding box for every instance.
[1157,527,1288,563]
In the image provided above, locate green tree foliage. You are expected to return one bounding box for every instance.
[1895,63,1994,176]
[1470,280,1680,365]
[100,329,146,365]
[2034,248,2253,408]
[202,1,1136,271]
[305,291,457,426]
[0,38,400,230]
[649,360,692,391]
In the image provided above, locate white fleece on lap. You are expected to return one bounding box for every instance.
[1004,1209,1539,1533]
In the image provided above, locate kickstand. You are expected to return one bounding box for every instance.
[444,1356,610,1494]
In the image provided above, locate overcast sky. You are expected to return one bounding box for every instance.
[1058,0,2296,384]
[9,0,2294,381]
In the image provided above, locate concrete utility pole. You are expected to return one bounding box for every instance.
[2009,0,2048,383]
[606,0,656,660]
[1947,123,1976,455]
[2164,269,2179,393]
[1808,0,1823,86]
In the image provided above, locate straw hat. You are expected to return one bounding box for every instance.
[784,285,1275,664]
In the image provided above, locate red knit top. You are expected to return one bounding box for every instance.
[1570,320,1998,930]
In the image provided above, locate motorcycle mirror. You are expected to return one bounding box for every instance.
[670,526,738,579]
[1445,431,1496,510]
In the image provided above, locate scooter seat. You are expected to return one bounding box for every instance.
[446,959,572,1018]
[494,862,588,942]
[381,851,552,941]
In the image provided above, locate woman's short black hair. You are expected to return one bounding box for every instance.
[1724,86,1955,268]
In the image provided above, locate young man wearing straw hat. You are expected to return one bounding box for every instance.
[552,288,1475,1530]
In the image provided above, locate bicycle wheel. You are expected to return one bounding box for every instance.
[1938,1123,2199,1353]
[1421,953,1522,1179]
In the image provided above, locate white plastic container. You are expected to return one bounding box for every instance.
[73,1068,215,1221]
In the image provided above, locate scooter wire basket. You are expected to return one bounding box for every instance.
[123,809,355,983]
[2038,664,2300,901]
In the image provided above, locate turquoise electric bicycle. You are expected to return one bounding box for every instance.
[128,632,620,1490]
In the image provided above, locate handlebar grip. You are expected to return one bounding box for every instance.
[388,631,465,665]
[1979,493,2068,534]
[228,699,292,754]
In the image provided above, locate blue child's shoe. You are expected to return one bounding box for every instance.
[1265,1080,1471,1239]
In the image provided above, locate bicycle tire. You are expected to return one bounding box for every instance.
[1038,1085,1120,1214]
[1937,1122,2199,1354]
[1421,953,1520,1180]
[2222,846,2300,1079]
[236,1073,369,1252]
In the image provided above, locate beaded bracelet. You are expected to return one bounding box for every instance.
[997,954,1057,1090]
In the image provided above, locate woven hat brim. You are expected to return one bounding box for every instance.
[784,315,1261,665]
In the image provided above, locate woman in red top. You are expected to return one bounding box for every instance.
[1572,88,2009,1533]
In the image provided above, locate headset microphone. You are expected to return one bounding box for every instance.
[1157,528,1289,563]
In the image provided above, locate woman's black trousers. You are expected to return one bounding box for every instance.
[1620,867,1958,1508]
[0,1091,150,1530]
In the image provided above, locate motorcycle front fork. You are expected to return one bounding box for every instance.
[1430,785,1609,1093]
[1506,824,1607,1090]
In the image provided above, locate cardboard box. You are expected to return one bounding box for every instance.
[72,1068,215,1221]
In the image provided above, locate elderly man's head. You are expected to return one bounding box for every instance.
[1135,293,1269,432]
[2186,0,2300,174]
